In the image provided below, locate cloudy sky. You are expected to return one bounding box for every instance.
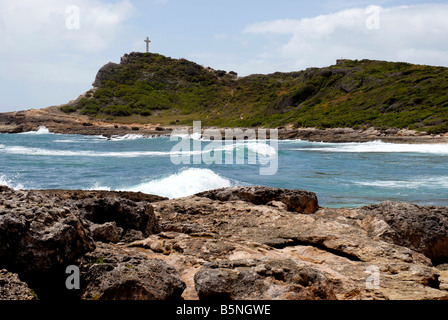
[1,0,447,112]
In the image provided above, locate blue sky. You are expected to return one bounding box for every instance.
[1,0,448,112]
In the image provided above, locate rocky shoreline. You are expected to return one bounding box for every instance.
[1,108,448,143]
[2,185,448,300]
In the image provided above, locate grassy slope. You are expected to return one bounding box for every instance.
[61,53,448,134]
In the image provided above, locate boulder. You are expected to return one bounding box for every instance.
[196,186,319,214]
[90,222,123,243]
[0,269,35,300]
[359,201,448,264]
[194,259,337,300]
[0,187,95,274]
[78,197,160,240]
[79,245,186,300]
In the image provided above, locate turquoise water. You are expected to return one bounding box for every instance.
[1,126,447,208]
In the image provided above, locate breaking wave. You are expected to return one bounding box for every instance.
[288,140,448,154]
[120,168,233,199]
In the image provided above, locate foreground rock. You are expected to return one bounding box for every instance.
[79,244,186,300]
[357,202,448,264]
[197,186,319,214]
[194,259,337,300]
[2,185,448,300]
[0,186,163,299]
[0,186,95,274]
[0,269,35,300]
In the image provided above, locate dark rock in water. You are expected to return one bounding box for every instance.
[79,244,186,300]
[0,269,35,300]
[359,201,448,264]
[196,186,319,214]
[194,258,337,300]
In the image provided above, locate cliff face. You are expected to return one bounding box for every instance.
[57,52,448,134]
[2,185,448,300]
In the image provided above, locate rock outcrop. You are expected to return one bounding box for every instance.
[1,185,448,300]
[196,186,319,214]
[92,62,123,88]
[0,186,95,274]
[357,202,448,264]
[0,269,35,300]
[79,243,186,300]
[194,259,337,300]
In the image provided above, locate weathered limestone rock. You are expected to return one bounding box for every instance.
[151,193,448,300]
[194,258,337,300]
[0,269,35,300]
[2,185,448,300]
[0,186,95,274]
[357,202,448,264]
[79,244,186,300]
[90,222,123,243]
[78,197,160,240]
[196,186,319,214]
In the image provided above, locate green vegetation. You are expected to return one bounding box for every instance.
[30,289,39,300]
[91,257,104,265]
[61,53,448,133]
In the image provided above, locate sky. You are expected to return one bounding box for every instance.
[1,0,448,112]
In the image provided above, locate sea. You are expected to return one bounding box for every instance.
[1,126,447,208]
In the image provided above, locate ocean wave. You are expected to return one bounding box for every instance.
[18,126,52,135]
[244,142,277,157]
[109,134,145,141]
[171,132,203,141]
[0,174,24,190]
[0,145,203,158]
[120,168,233,199]
[204,141,277,157]
[86,183,111,191]
[0,141,277,158]
[289,140,448,154]
[354,176,448,189]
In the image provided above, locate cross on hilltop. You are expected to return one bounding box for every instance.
[144,36,151,53]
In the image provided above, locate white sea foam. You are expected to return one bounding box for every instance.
[19,126,51,135]
[290,140,448,154]
[205,141,277,157]
[109,134,145,141]
[354,176,448,189]
[121,168,232,199]
[0,140,277,159]
[54,139,79,143]
[0,144,204,158]
[87,182,111,191]
[171,132,203,141]
[244,142,277,157]
[0,174,24,190]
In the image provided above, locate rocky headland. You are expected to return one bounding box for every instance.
[0,107,448,144]
[2,185,448,300]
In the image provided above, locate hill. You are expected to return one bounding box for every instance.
[60,52,448,134]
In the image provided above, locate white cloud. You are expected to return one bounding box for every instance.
[0,0,135,53]
[243,4,448,72]
[0,0,135,111]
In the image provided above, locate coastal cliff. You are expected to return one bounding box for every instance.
[2,185,448,300]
